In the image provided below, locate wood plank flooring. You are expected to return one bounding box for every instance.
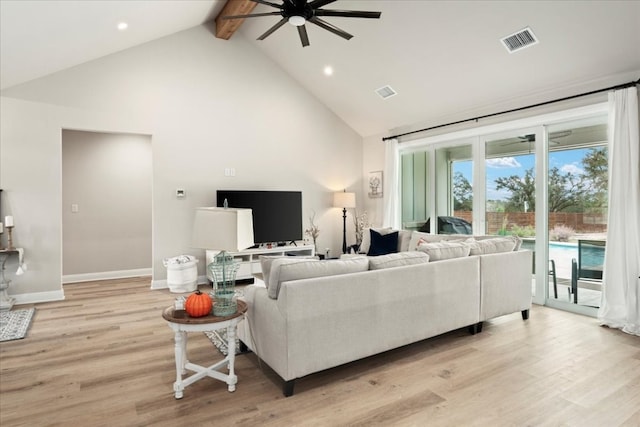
[1,277,639,426]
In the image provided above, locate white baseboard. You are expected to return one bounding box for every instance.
[63,268,152,284]
[151,275,209,290]
[13,289,66,306]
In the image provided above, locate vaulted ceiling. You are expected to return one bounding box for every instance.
[2,1,639,137]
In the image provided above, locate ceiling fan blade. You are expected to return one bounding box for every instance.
[222,11,282,20]
[298,25,310,47]
[309,0,337,8]
[315,10,382,19]
[251,0,284,9]
[257,18,288,40]
[308,17,353,40]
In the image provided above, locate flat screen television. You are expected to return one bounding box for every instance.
[216,190,303,246]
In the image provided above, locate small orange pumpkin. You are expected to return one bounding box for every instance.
[185,290,212,318]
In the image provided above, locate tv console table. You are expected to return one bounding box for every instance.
[206,244,315,283]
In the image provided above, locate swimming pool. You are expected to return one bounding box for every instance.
[520,240,604,267]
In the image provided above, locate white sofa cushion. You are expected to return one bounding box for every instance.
[464,236,518,255]
[416,240,470,261]
[368,251,429,270]
[260,255,318,288]
[268,257,369,299]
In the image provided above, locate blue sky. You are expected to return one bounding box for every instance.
[454,148,590,201]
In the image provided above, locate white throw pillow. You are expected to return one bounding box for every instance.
[474,235,522,251]
[408,231,469,251]
[268,257,369,299]
[464,237,517,255]
[398,230,413,252]
[368,251,429,270]
[416,240,470,261]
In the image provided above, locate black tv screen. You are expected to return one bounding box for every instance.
[216,190,303,245]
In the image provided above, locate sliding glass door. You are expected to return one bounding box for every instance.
[545,116,607,314]
[397,103,609,315]
[483,129,540,300]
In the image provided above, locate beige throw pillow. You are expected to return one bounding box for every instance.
[416,240,471,261]
[464,237,517,255]
[408,231,470,251]
[368,251,429,270]
[398,230,413,252]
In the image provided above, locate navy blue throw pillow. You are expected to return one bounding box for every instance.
[367,229,399,256]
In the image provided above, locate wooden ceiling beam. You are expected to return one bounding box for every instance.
[215,0,259,40]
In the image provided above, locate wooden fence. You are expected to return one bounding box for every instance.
[453,211,606,234]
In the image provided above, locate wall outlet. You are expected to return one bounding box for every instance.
[224,168,236,177]
[71,204,79,213]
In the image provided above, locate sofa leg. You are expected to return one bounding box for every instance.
[283,380,295,397]
[521,309,530,320]
[468,322,484,335]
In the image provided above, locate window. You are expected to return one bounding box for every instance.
[398,103,608,316]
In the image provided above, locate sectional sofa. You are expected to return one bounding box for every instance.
[238,230,532,396]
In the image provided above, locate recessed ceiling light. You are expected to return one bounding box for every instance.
[117,22,128,31]
[323,66,334,76]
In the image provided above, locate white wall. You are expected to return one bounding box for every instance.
[0,25,363,301]
[62,130,152,278]
[361,132,387,227]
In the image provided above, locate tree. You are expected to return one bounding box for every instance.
[453,172,473,211]
[548,167,587,212]
[581,147,608,207]
[495,168,536,212]
[495,166,590,213]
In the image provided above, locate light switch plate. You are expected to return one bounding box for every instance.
[176,189,185,199]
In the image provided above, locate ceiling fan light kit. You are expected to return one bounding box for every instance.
[222,0,381,47]
[288,15,306,26]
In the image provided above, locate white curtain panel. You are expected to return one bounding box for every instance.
[383,138,401,229]
[598,86,640,336]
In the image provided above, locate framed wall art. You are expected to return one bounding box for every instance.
[368,171,383,198]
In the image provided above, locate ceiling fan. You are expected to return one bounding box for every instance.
[501,131,572,147]
[221,0,382,47]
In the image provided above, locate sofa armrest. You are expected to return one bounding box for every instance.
[479,250,532,321]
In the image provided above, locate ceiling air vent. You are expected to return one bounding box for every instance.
[375,85,397,100]
[501,27,539,53]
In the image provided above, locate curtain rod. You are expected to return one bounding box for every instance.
[382,77,640,142]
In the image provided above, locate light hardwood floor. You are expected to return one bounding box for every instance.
[1,277,639,426]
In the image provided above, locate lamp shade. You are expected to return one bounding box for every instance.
[333,191,356,209]
[191,207,254,251]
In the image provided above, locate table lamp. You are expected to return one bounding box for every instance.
[192,207,254,316]
[333,190,356,254]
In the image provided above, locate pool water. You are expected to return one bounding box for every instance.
[520,240,604,268]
